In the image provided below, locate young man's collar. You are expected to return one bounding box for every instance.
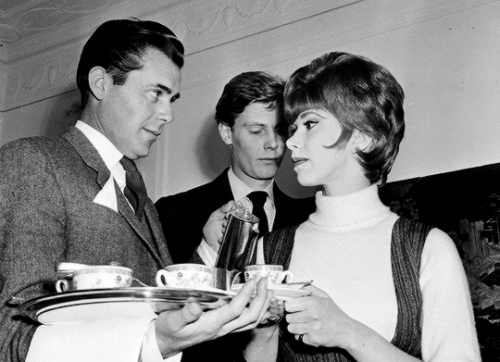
[227,167,275,204]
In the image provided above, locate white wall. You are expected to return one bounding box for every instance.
[1,0,499,202]
[151,0,500,200]
[0,91,80,146]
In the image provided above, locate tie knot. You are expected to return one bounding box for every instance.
[247,191,268,208]
[120,157,147,196]
[120,156,138,173]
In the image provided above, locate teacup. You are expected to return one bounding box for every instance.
[156,264,237,290]
[55,265,133,292]
[244,264,294,284]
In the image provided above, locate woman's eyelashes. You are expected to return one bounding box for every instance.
[287,119,317,137]
[303,120,318,130]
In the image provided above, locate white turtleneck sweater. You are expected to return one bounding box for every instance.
[285,185,480,361]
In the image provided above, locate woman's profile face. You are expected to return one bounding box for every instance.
[286,109,365,196]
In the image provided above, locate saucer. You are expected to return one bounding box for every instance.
[230,284,310,301]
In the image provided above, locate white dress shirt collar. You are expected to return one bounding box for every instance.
[75,121,122,170]
[227,167,275,205]
[75,121,126,190]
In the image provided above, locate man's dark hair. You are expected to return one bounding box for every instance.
[76,18,184,109]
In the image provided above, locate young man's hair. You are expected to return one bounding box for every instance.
[215,71,286,131]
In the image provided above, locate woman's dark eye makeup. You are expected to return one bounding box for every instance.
[304,120,316,129]
[302,116,320,130]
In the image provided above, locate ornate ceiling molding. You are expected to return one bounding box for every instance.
[1,0,361,111]
[0,0,119,44]
[0,0,182,63]
[0,0,494,112]
[147,0,362,55]
[3,43,79,111]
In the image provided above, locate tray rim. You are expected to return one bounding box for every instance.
[19,286,234,322]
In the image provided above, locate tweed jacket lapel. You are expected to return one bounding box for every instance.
[113,182,166,266]
[144,199,172,267]
[63,127,166,266]
[63,127,111,189]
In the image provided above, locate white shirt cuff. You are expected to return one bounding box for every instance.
[141,320,183,362]
[197,238,218,267]
[256,237,265,264]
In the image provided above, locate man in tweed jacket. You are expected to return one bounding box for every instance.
[0,19,271,362]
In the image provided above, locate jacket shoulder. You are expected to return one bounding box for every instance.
[0,136,74,170]
[155,170,231,210]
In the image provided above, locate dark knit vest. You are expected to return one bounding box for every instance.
[263,217,432,362]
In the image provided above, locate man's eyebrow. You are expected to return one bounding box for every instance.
[154,83,180,100]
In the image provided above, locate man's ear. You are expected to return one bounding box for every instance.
[88,66,108,101]
[218,123,233,145]
[351,130,374,153]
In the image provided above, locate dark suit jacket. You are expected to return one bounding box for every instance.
[155,168,316,264]
[0,127,172,362]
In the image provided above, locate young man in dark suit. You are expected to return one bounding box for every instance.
[155,71,315,362]
[155,71,315,264]
[0,19,273,362]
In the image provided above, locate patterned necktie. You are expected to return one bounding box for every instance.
[120,157,147,218]
[247,191,269,237]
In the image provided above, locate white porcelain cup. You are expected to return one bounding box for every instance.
[156,264,237,290]
[244,264,294,284]
[55,265,133,292]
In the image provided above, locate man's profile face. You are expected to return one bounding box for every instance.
[98,48,181,159]
[223,102,286,189]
